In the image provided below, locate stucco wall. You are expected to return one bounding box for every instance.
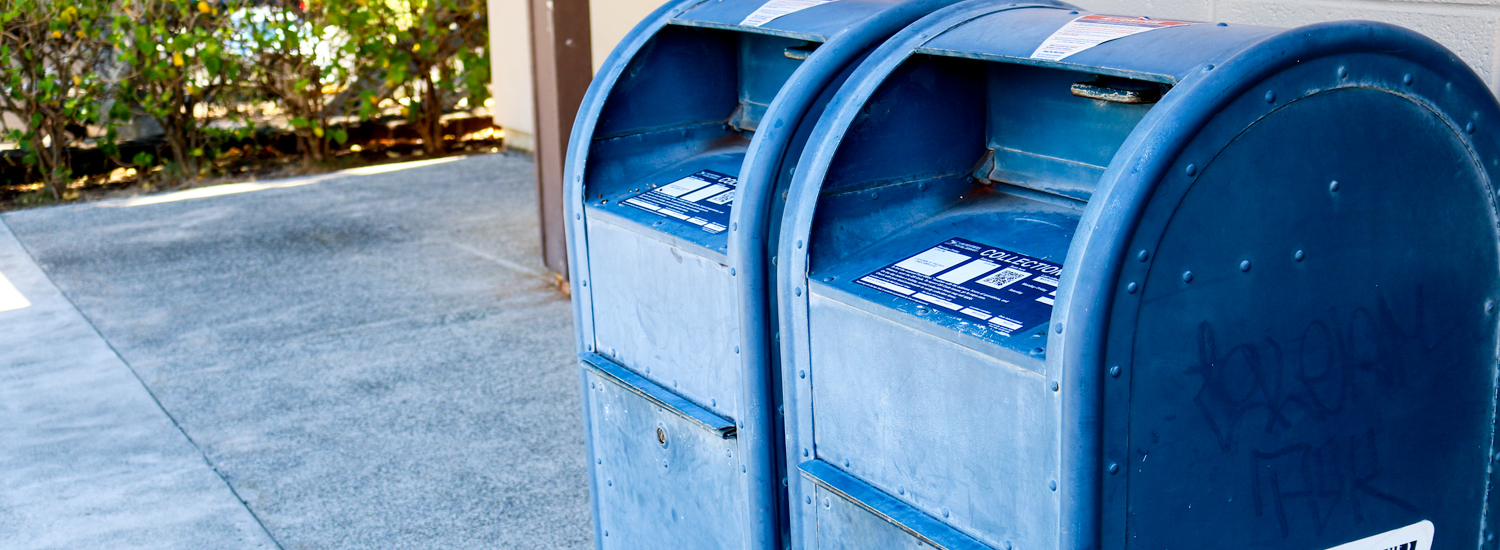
[1068,0,1500,95]
[488,0,659,151]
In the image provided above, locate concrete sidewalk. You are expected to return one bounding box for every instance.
[0,154,590,549]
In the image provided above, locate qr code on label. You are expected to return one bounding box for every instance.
[977,267,1031,290]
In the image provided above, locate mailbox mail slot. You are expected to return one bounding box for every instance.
[561,0,990,547]
[775,2,1500,550]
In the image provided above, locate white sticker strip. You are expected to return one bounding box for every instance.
[681,184,730,203]
[1325,521,1433,550]
[740,0,833,27]
[913,293,962,311]
[657,176,712,197]
[861,277,916,296]
[1030,14,1192,61]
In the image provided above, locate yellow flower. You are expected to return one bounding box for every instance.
[51,30,63,39]
[75,30,87,39]
[172,53,184,67]
[197,1,209,13]
[72,75,82,86]
[412,43,421,53]
[313,127,325,138]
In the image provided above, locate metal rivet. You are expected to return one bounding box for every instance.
[1004,542,1013,550]
[742,465,747,473]
[803,448,810,457]
[942,507,950,518]
[1403,73,1414,85]
[663,461,669,469]
[799,370,806,379]
[1069,10,1077,14]
[581,280,588,287]
[918,182,928,192]
[796,240,803,249]
[1110,365,1121,378]
[1337,66,1347,79]
[806,496,813,504]
[1182,271,1193,283]
[590,382,596,389]
[575,213,581,220]
[824,498,831,508]
[1240,260,1251,272]
[1109,462,1119,474]
[1468,122,1477,134]
[898,485,906,495]
[1490,532,1497,543]
[604,531,609,537]
[1049,480,1058,491]
[730,268,736,276]
[917,306,929,314]
[1126,282,1137,294]
[1329,180,1339,192]
[1054,323,1064,334]
[597,459,602,464]
[731,222,737,231]
[1051,381,1060,392]
[1215,22,1226,27]
[795,287,802,296]
[712,398,718,406]
[843,458,850,468]
[734,345,740,354]
[1185,164,1197,177]
[871,191,879,200]
[1265,90,1276,103]
[1295,250,1306,262]
[586,345,594,352]
[1137,250,1150,262]
[1203,64,1215,72]
[607,479,613,486]
[1031,347,1045,357]
[1487,300,1495,314]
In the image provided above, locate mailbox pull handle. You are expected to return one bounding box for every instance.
[1071,77,1164,104]
[784,44,819,61]
[799,460,993,550]
[581,352,737,439]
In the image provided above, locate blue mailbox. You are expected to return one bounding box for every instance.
[776,2,1500,550]
[559,0,1005,547]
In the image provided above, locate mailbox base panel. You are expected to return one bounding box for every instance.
[815,486,929,550]
[584,368,746,550]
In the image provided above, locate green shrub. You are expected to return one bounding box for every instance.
[0,0,118,198]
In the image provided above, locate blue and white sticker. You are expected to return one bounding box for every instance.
[1324,521,1433,550]
[739,0,833,27]
[856,237,1061,336]
[622,170,737,234]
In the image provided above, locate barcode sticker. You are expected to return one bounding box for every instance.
[621,170,737,235]
[977,267,1032,290]
[854,238,1062,337]
[1324,521,1432,550]
[1031,14,1193,61]
[740,0,833,27]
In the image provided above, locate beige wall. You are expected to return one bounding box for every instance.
[1068,0,1500,95]
[589,0,665,73]
[489,0,536,151]
[487,0,661,151]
